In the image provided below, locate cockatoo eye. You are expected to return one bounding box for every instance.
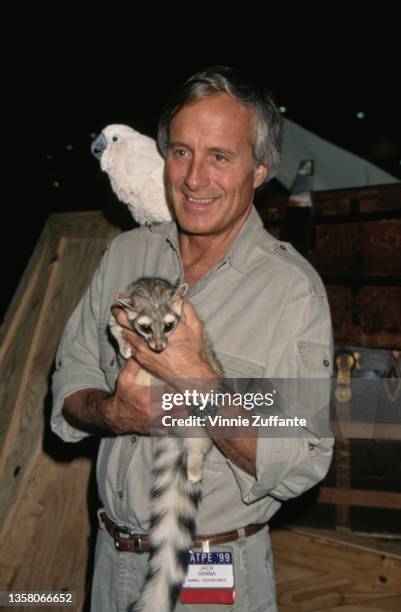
[112,136,119,142]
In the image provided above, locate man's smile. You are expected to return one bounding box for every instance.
[181,192,221,210]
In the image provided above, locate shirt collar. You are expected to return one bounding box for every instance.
[225,205,266,273]
[149,204,267,273]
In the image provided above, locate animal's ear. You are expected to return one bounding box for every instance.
[171,283,188,316]
[174,283,189,299]
[115,296,136,311]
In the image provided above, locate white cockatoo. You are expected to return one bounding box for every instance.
[91,124,172,225]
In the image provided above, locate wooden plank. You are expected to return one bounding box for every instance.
[0,453,93,612]
[274,557,326,584]
[327,285,401,348]
[314,598,401,611]
[0,237,108,532]
[318,488,401,510]
[272,528,401,611]
[288,527,401,559]
[0,235,58,468]
[272,529,401,587]
[0,211,120,610]
[48,210,121,239]
[276,573,401,611]
[0,225,51,346]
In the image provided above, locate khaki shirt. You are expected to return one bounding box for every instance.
[51,205,334,535]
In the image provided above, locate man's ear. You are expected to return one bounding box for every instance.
[253,164,268,189]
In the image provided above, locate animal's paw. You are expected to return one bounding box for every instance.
[187,456,203,483]
[120,341,133,360]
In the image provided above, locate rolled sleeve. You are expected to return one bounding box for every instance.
[228,435,333,504]
[227,280,334,504]
[51,246,111,442]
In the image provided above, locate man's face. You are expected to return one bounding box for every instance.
[165,93,267,238]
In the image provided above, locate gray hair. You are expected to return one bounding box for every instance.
[157,65,283,181]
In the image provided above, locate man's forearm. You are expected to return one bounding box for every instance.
[62,388,113,435]
[62,381,151,436]
[214,436,257,477]
[207,412,257,477]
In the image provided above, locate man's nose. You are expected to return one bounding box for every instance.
[184,157,210,190]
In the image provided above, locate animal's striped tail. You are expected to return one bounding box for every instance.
[131,437,201,612]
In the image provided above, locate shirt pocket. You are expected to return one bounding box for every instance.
[215,351,265,379]
[296,340,333,436]
[296,340,332,377]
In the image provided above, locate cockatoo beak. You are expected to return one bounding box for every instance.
[91,133,108,159]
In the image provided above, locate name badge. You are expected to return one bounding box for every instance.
[180,551,235,605]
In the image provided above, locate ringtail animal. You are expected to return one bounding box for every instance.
[109,277,224,612]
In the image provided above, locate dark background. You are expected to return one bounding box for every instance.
[2,1,400,323]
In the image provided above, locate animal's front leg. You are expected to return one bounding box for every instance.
[109,314,133,359]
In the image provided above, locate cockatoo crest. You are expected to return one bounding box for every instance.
[91,124,172,225]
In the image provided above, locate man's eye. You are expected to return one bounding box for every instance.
[164,321,175,332]
[173,149,188,158]
[214,153,228,162]
[139,324,152,333]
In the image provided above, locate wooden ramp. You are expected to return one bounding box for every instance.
[272,528,401,611]
[0,212,120,611]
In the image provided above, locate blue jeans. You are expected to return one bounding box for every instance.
[91,517,277,612]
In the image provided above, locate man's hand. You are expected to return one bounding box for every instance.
[102,358,152,435]
[111,300,219,386]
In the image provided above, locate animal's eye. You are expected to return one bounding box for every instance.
[164,321,175,332]
[112,136,119,142]
[139,324,152,333]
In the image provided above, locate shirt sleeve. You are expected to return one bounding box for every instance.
[226,279,335,504]
[50,244,112,442]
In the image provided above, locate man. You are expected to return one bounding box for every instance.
[51,66,334,611]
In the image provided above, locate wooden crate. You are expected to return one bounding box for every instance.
[257,183,401,535]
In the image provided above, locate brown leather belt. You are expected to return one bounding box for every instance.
[99,511,265,553]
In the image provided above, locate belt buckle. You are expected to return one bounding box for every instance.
[114,524,143,554]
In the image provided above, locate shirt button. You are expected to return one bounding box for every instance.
[323,359,330,367]
[131,435,137,444]
[279,244,286,251]
[109,358,115,367]
[118,490,123,498]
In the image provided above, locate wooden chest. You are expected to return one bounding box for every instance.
[256,183,401,535]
